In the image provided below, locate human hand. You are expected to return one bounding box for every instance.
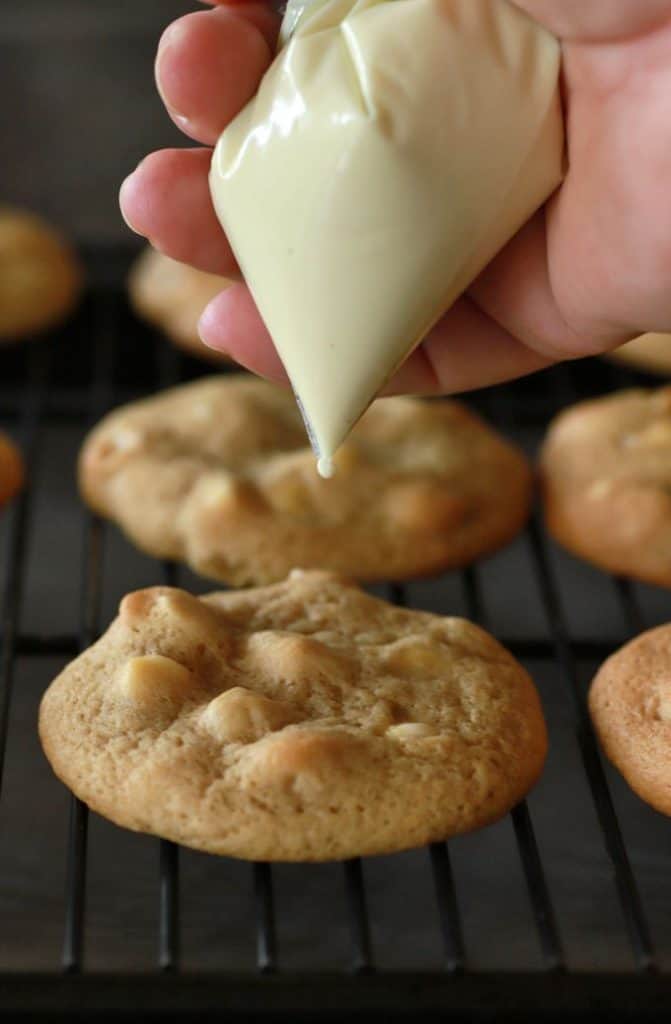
[120,0,671,394]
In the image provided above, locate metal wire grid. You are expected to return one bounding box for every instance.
[0,263,668,1016]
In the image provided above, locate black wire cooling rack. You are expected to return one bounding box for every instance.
[0,249,670,1021]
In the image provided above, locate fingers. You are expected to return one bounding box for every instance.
[512,1,671,41]
[468,212,603,360]
[387,295,553,395]
[122,4,279,269]
[203,3,279,48]
[473,21,671,350]
[199,284,289,383]
[155,5,278,145]
[198,0,276,27]
[120,149,238,275]
[199,284,551,397]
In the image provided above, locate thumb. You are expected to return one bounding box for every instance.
[512,0,671,40]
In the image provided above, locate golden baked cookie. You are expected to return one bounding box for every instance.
[0,432,23,507]
[590,625,671,816]
[608,334,671,376]
[128,246,231,362]
[540,387,671,586]
[79,375,533,586]
[0,206,82,341]
[39,571,548,861]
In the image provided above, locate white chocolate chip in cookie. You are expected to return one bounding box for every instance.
[385,482,468,533]
[192,400,216,421]
[191,475,268,530]
[156,588,229,636]
[202,686,302,743]
[119,587,233,658]
[198,474,243,507]
[384,637,449,677]
[628,419,671,449]
[82,432,140,476]
[586,478,615,501]
[117,655,193,711]
[245,729,366,797]
[287,568,344,584]
[386,722,436,741]
[113,427,142,453]
[246,631,355,688]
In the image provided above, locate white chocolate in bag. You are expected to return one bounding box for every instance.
[210,0,565,474]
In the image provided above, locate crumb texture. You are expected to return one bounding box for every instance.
[590,624,671,815]
[39,571,547,861]
[80,375,532,585]
[541,387,671,586]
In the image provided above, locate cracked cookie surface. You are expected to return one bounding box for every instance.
[541,388,671,587]
[39,571,547,861]
[590,625,671,816]
[128,247,231,362]
[79,375,532,586]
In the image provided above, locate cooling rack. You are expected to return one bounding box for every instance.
[0,248,670,1021]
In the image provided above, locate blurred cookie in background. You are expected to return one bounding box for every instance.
[0,432,24,508]
[0,206,83,342]
[79,375,533,587]
[590,624,671,817]
[541,387,671,587]
[608,334,671,376]
[128,246,231,363]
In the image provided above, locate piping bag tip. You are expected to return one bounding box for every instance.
[316,455,335,479]
[294,390,337,479]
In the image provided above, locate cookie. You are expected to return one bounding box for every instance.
[540,387,671,587]
[608,334,671,376]
[0,432,23,507]
[0,206,82,341]
[39,570,547,861]
[590,625,671,816]
[79,375,533,586]
[128,246,231,362]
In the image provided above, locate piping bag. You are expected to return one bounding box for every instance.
[209,0,565,477]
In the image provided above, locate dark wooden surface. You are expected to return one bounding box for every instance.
[1,1,198,243]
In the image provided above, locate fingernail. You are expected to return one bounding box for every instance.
[155,24,190,123]
[198,308,225,351]
[118,172,142,235]
[156,20,183,64]
[197,312,213,347]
